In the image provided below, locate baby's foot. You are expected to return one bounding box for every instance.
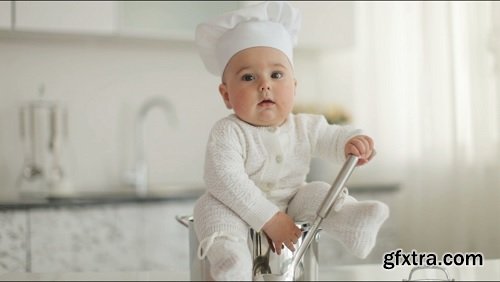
[329,196,389,258]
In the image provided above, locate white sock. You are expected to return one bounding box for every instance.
[205,237,253,281]
[326,196,389,258]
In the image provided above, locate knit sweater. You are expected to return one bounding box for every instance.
[203,113,362,232]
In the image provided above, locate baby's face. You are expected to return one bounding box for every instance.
[219,47,296,127]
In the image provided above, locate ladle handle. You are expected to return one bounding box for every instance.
[289,155,359,280]
[317,154,359,219]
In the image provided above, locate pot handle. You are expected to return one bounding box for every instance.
[404,266,454,281]
[175,215,191,228]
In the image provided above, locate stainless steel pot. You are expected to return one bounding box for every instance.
[176,155,360,281]
[175,215,320,281]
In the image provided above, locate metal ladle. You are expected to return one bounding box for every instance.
[258,155,359,281]
[252,231,272,276]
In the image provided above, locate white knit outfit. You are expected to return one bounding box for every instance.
[193,113,389,281]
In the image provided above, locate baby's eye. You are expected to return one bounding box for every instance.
[241,74,255,81]
[271,72,284,79]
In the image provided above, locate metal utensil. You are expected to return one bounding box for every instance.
[47,106,64,184]
[19,104,43,181]
[252,229,272,276]
[258,155,359,281]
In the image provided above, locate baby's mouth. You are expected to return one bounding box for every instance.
[258,99,275,106]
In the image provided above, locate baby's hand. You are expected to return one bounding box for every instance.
[262,211,302,255]
[345,135,376,166]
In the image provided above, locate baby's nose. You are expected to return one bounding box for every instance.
[260,85,271,92]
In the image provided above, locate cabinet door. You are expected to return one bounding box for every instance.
[0,1,11,29]
[0,210,28,272]
[28,201,195,272]
[291,2,355,50]
[14,1,116,35]
[117,1,240,40]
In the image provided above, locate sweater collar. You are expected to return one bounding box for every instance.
[229,114,293,134]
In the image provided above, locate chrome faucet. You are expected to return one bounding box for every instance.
[127,96,177,195]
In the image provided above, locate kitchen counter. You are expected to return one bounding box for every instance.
[0,182,400,273]
[0,183,398,210]
[0,184,206,210]
[1,259,499,281]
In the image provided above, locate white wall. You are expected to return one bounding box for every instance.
[0,34,356,197]
[0,36,226,195]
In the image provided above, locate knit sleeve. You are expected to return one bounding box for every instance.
[203,119,280,231]
[305,114,364,163]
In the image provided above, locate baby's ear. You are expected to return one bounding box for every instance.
[294,78,298,95]
[219,83,233,109]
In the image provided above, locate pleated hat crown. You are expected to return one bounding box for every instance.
[195,1,301,76]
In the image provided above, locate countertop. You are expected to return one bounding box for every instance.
[1,259,499,281]
[0,183,399,210]
[0,184,206,210]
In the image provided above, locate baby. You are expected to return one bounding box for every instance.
[193,1,389,280]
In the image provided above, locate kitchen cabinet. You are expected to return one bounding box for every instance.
[0,185,398,272]
[117,1,240,41]
[0,1,11,30]
[4,1,355,50]
[292,1,355,50]
[28,201,194,272]
[8,1,240,40]
[117,1,355,49]
[0,210,27,272]
[0,199,195,273]
[14,1,116,34]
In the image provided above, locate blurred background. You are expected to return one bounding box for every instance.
[0,0,499,274]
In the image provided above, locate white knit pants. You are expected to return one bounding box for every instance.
[193,181,387,281]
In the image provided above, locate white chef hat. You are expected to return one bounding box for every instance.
[195,1,301,76]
